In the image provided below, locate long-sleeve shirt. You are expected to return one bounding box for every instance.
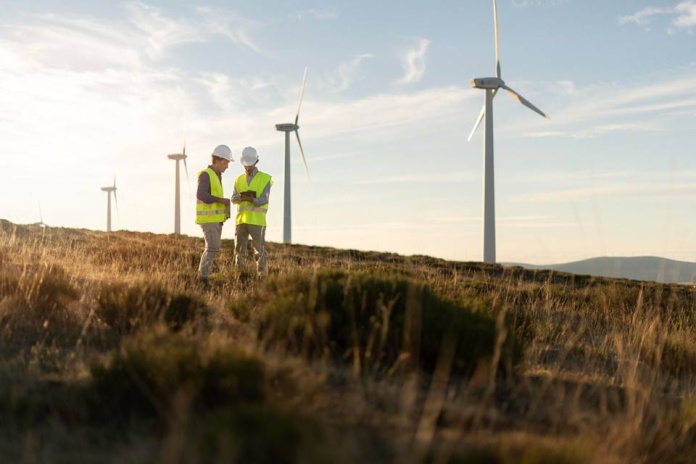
[196,166,222,204]
[231,168,271,207]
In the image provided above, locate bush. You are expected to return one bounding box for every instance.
[95,282,206,333]
[257,270,523,378]
[89,329,265,421]
[0,263,81,350]
[189,404,305,464]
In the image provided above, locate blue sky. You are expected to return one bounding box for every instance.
[0,0,694,264]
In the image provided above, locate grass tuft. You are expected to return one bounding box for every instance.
[95,281,207,333]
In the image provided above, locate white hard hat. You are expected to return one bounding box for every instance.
[240,146,259,166]
[212,144,232,161]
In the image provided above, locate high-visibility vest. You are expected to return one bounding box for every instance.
[235,171,272,226]
[196,168,228,224]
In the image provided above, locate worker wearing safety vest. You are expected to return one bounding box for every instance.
[231,146,273,276]
[196,144,232,284]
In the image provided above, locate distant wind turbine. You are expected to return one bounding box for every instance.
[101,178,118,232]
[468,0,549,264]
[167,142,190,235]
[33,201,47,227]
[275,67,310,244]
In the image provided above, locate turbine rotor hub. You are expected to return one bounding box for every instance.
[275,123,298,132]
[470,77,504,89]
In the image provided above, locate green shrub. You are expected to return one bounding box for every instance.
[257,270,522,377]
[89,329,265,421]
[95,282,206,333]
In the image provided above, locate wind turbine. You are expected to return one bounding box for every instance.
[101,178,118,232]
[33,201,47,227]
[468,0,549,264]
[275,67,310,244]
[167,142,190,235]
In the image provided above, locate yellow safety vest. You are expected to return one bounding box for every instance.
[196,168,228,224]
[235,171,272,226]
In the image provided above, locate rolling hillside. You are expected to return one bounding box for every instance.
[1,219,695,463]
[515,256,696,284]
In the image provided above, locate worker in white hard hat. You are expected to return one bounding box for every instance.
[195,144,233,284]
[231,146,273,276]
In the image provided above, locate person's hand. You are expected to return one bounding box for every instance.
[220,198,231,206]
[240,193,254,202]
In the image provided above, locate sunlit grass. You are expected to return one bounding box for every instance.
[0,218,694,463]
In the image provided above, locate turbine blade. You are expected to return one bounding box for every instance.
[468,104,486,142]
[183,151,190,184]
[501,84,549,119]
[467,89,498,142]
[183,151,191,199]
[114,190,120,220]
[494,0,501,79]
[294,130,310,181]
[294,67,308,126]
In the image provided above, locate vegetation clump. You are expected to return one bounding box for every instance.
[0,262,81,351]
[96,281,206,333]
[257,270,522,378]
[89,328,264,420]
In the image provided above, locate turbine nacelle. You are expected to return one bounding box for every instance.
[470,77,504,89]
[275,123,299,132]
[167,154,187,160]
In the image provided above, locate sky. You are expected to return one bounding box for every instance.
[0,0,694,265]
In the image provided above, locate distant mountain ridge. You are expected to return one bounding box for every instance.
[511,256,696,285]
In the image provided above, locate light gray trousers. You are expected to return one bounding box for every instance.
[235,223,267,275]
[198,222,223,278]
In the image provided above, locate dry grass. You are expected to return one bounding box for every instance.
[0,219,695,463]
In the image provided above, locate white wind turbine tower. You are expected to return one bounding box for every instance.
[275,67,310,244]
[101,178,118,232]
[468,0,549,264]
[167,143,190,235]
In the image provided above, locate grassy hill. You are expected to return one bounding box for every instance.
[1,219,695,463]
[518,256,696,285]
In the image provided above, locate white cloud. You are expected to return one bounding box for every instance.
[512,0,568,7]
[294,8,339,21]
[523,74,696,138]
[126,2,201,59]
[301,86,473,139]
[320,54,374,93]
[123,2,263,59]
[619,1,696,32]
[618,7,672,25]
[395,38,429,85]
[195,6,263,54]
[674,1,696,27]
[0,15,141,71]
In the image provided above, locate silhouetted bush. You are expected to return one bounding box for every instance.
[257,270,523,378]
[89,329,264,421]
[96,282,206,333]
[189,404,305,464]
